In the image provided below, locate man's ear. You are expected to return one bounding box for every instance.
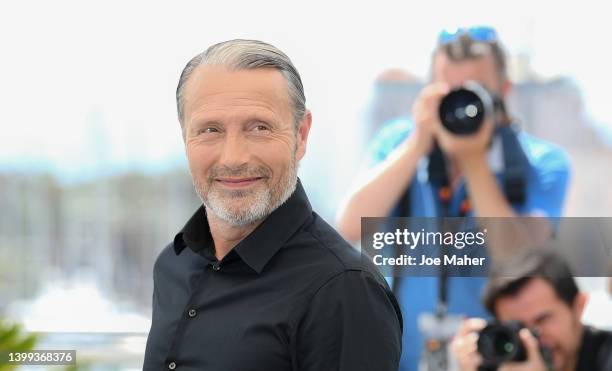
[573,292,588,319]
[295,110,312,161]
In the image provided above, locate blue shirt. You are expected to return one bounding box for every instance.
[368,118,570,371]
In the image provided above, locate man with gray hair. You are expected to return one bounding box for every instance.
[143,39,403,371]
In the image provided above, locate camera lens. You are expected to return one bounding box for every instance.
[488,328,515,357]
[477,322,527,366]
[438,81,492,135]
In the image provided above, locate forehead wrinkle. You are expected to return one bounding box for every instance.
[183,78,292,127]
[183,65,291,113]
[192,91,284,109]
[188,94,284,126]
[189,108,279,128]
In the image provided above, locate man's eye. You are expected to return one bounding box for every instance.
[253,124,270,131]
[199,127,219,134]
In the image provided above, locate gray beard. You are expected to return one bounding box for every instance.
[192,158,298,227]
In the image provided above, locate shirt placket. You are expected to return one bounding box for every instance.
[163,262,221,370]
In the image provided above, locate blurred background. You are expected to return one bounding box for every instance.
[1,0,611,369]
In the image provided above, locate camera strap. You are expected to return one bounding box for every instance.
[498,124,528,206]
[425,125,528,210]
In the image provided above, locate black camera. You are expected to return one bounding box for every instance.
[477,321,551,370]
[438,81,493,135]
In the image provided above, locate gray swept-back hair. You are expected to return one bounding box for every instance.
[176,39,306,135]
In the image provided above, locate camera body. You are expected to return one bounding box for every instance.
[438,81,493,135]
[476,321,552,371]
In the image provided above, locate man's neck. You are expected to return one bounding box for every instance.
[206,211,264,261]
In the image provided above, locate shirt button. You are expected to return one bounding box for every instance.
[212,263,221,271]
[188,309,197,318]
[168,361,176,370]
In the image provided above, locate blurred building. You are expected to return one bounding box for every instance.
[0,170,200,319]
[507,54,612,217]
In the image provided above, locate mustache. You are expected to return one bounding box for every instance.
[208,164,271,180]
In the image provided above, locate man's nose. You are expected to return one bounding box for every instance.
[218,132,251,168]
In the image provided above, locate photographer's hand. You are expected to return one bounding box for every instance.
[450,318,486,371]
[434,110,518,221]
[498,329,548,371]
[433,114,494,164]
[411,82,450,155]
[433,104,553,257]
[336,83,448,242]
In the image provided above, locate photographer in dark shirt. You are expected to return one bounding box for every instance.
[450,248,612,371]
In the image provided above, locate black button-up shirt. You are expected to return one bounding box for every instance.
[575,326,612,370]
[143,181,403,371]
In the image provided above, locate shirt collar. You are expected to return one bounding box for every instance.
[173,179,313,274]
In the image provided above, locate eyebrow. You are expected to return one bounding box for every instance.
[190,118,221,128]
[190,114,279,128]
[533,312,552,325]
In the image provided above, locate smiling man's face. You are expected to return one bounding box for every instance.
[181,65,309,226]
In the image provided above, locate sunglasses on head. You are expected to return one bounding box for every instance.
[438,26,498,45]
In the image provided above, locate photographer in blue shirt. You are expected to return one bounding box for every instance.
[337,26,570,370]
